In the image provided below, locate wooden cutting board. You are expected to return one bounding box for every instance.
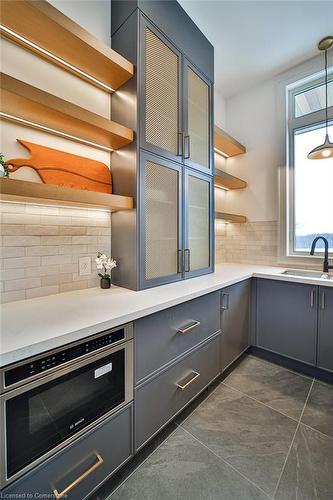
[7,140,112,194]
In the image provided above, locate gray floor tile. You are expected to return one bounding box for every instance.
[180,384,297,496]
[301,380,333,438]
[275,424,333,500]
[109,427,269,500]
[224,355,313,420]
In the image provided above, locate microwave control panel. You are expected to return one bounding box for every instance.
[4,328,125,388]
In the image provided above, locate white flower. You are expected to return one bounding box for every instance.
[95,253,117,276]
[95,253,107,267]
[105,258,117,271]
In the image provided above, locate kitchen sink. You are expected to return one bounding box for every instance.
[281,269,333,280]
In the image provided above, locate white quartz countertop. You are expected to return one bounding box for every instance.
[1,263,332,367]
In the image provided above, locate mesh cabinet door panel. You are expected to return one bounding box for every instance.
[187,174,210,271]
[187,68,209,169]
[145,160,179,280]
[145,28,179,155]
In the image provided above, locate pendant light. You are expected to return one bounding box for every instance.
[308,36,333,160]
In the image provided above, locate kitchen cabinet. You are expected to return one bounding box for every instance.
[255,279,317,365]
[184,169,214,278]
[3,404,133,500]
[183,59,213,173]
[135,334,220,451]
[141,17,213,174]
[139,152,214,288]
[220,280,251,371]
[140,152,183,287]
[317,286,333,372]
[110,3,215,290]
[135,291,220,383]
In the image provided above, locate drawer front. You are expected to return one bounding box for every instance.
[135,335,220,450]
[4,405,133,500]
[135,291,220,382]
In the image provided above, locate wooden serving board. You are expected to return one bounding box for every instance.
[7,140,112,194]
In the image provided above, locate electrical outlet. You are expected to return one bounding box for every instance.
[79,256,91,276]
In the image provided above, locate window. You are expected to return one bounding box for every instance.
[287,75,333,256]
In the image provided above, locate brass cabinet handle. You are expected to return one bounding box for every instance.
[177,371,200,390]
[177,320,201,334]
[52,452,104,499]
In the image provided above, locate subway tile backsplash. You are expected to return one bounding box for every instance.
[0,202,111,303]
[215,220,279,265]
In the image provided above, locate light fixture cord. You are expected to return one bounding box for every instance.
[325,49,328,135]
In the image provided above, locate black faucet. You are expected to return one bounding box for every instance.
[310,236,333,273]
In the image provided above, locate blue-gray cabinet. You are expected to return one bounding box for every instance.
[317,286,333,372]
[135,334,220,451]
[255,279,317,365]
[110,1,215,290]
[220,280,251,370]
[3,405,133,500]
[135,291,220,383]
[139,152,214,288]
[140,17,213,173]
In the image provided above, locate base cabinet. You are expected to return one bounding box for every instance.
[220,280,251,371]
[317,286,333,372]
[135,335,220,451]
[256,279,317,365]
[3,405,133,500]
[135,291,220,383]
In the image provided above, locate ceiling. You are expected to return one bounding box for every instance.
[179,0,333,99]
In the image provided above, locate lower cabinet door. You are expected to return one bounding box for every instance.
[221,279,251,371]
[317,286,333,372]
[3,405,133,500]
[135,335,220,451]
[256,279,317,365]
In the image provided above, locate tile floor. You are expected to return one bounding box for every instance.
[101,355,333,500]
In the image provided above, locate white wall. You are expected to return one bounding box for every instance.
[220,54,324,222]
[49,0,111,45]
[215,88,227,129]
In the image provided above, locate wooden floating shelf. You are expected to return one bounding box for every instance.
[214,126,246,158]
[214,168,247,190]
[0,178,134,211]
[1,73,134,151]
[215,211,247,224]
[0,0,134,91]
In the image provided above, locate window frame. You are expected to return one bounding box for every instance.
[286,73,333,259]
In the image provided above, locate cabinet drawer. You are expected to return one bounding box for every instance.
[135,292,220,382]
[135,335,220,450]
[4,405,133,500]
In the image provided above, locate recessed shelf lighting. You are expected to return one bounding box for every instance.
[0,25,116,93]
[0,112,114,152]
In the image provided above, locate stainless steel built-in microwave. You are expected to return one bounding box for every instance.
[0,324,134,489]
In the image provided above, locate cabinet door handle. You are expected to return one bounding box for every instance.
[221,292,229,310]
[177,320,201,334]
[184,248,190,272]
[185,135,190,159]
[53,452,104,499]
[176,371,200,390]
[178,132,184,157]
[177,249,183,273]
[310,289,315,308]
[321,291,325,310]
